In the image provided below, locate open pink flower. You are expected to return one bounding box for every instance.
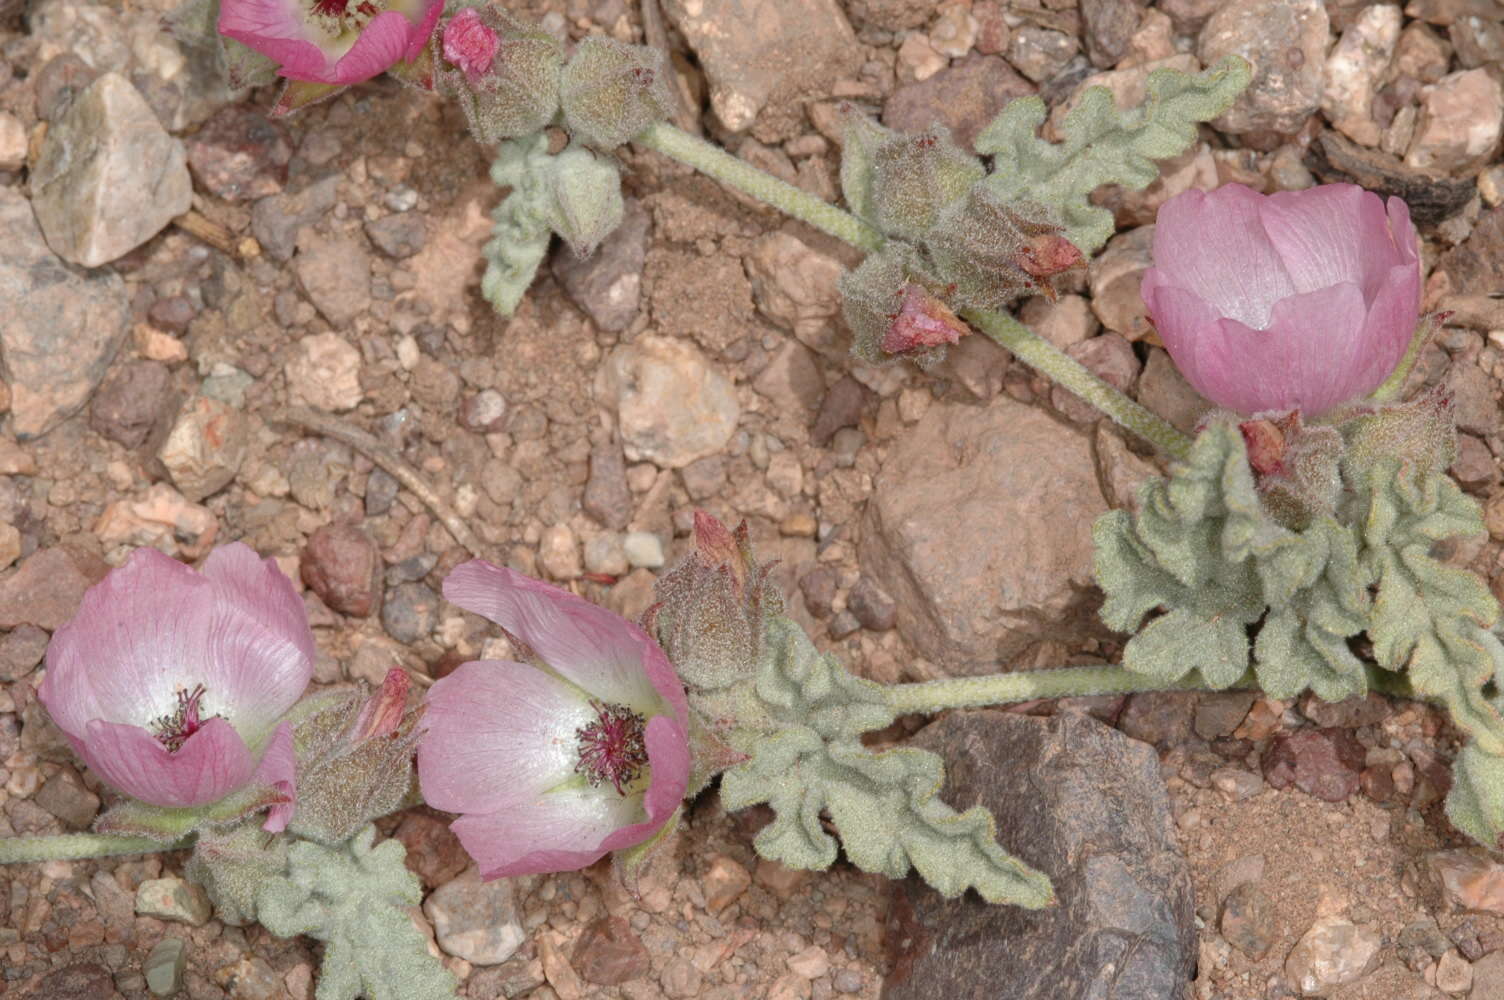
[1141,183,1421,417]
[418,561,689,879]
[218,0,443,85]
[40,545,315,831]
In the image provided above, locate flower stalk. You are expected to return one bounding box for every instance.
[0,832,193,865]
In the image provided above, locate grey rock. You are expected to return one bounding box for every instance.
[1198,0,1330,135]
[859,397,1107,671]
[662,0,861,134]
[424,868,527,966]
[31,73,191,267]
[1006,27,1081,84]
[1220,881,1278,958]
[847,576,897,631]
[1081,0,1144,68]
[1117,691,1196,747]
[0,188,129,440]
[1283,916,1382,995]
[382,581,440,644]
[552,199,648,332]
[145,937,187,997]
[584,440,633,530]
[365,213,428,259]
[599,335,740,469]
[883,53,1036,152]
[251,176,339,262]
[1193,691,1258,740]
[295,233,371,327]
[883,711,1194,1000]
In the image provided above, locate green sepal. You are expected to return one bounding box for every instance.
[973,55,1251,254]
[838,112,891,226]
[718,616,1054,908]
[612,805,681,900]
[187,822,289,925]
[94,781,291,843]
[254,827,458,1000]
[1446,742,1504,851]
[272,81,345,117]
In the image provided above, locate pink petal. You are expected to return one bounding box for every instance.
[217,0,307,44]
[1150,184,1295,329]
[199,544,316,738]
[1258,184,1401,297]
[636,714,690,829]
[400,0,445,62]
[254,721,297,832]
[417,659,594,816]
[79,717,254,808]
[1344,257,1423,398]
[1140,278,1224,404]
[451,783,644,879]
[42,549,221,736]
[443,561,684,717]
[325,11,414,85]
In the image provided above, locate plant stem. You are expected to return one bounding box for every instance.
[967,309,1194,461]
[884,664,1219,715]
[0,832,192,865]
[1368,315,1434,403]
[634,122,886,254]
[884,662,1421,715]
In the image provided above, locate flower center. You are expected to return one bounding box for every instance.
[151,684,214,753]
[574,700,648,796]
[308,0,384,35]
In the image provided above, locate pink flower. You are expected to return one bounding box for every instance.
[40,545,315,831]
[218,0,444,86]
[417,561,690,879]
[440,8,498,80]
[1141,183,1421,417]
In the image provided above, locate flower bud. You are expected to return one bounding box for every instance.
[544,145,625,257]
[558,37,674,149]
[867,127,985,242]
[644,513,783,691]
[436,7,564,143]
[286,669,425,845]
[838,244,957,369]
[924,188,1079,311]
[1339,383,1457,487]
[1237,411,1343,528]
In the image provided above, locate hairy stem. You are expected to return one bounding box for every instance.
[967,309,1194,462]
[1369,315,1435,403]
[0,833,192,865]
[634,122,886,253]
[885,662,1420,715]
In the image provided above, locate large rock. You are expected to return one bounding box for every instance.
[662,0,861,135]
[883,711,1195,1000]
[1321,3,1402,147]
[882,54,1036,152]
[30,73,192,268]
[423,868,527,966]
[1197,0,1330,135]
[859,397,1107,671]
[744,231,849,361]
[1405,68,1504,174]
[0,188,129,439]
[599,335,740,469]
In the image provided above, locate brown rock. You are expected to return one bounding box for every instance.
[29,963,122,1000]
[847,576,897,631]
[394,812,470,889]
[89,360,173,449]
[584,440,633,531]
[157,394,250,502]
[1260,727,1365,802]
[812,375,872,447]
[702,854,752,914]
[1080,0,1144,68]
[1406,69,1504,174]
[0,623,49,681]
[1087,225,1154,340]
[1198,0,1330,135]
[882,54,1036,152]
[301,523,383,617]
[859,396,1108,671]
[184,105,292,201]
[1220,881,1278,958]
[0,545,109,630]
[572,915,651,986]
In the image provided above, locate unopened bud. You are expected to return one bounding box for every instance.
[545,145,625,256]
[436,7,563,143]
[558,37,674,149]
[838,243,953,369]
[881,284,969,356]
[868,127,985,241]
[925,188,1076,311]
[1236,411,1342,528]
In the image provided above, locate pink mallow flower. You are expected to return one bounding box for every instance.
[218,0,443,86]
[418,561,690,879]
[1141,183,1421,417]
[40,544,315,831]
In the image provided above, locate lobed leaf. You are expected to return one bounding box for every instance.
[719,617,1053,908]
[974,56,1251,254]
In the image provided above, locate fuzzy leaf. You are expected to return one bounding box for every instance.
[1095,422,1370,702]
[1446,742,1504,852]
[974,56,1251,253]
[254,827,457,1000]
[719,617,1053,908]
[1356,458,1504,756]
[482,135,571,316]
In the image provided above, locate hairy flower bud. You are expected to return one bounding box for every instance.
[924,188,1079,311]
[839,244,960,369]
[644,512,783,691]
[285,669,425,845]
[545,145,625,256]
[865,126,985,241]
[1237,411,1343,528]
[1339,383,1457,487]
[436,7,564,143]
[558,37,674,149]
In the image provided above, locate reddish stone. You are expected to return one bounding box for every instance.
[301,523,382,617]
[393,812,469,889]
[1260,727,1365,802]
[0,546,110,630]
[572,915,651,986]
